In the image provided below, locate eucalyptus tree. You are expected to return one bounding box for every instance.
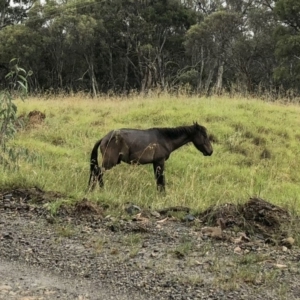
[184,0,281,95]
[94,0,196,92]
[185,10,242,94]
[0,0,35,88]
[62,1,105,96]
[228,1,277,95]
[25,0,107,94]
[140,0,197,91]
[21,1,69,91]
[0,24,42,90]
[273,0,300,94]
[0,0,33,29]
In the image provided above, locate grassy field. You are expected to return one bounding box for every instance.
[1,93,300,214]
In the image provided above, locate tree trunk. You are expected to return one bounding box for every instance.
[85,54,98,97]
[215,60,224,94]
[123,55,129,93]
[156,31,167,90]
[0,3,6,28]
[108,51,115,91]
[205,59,217,95]
[137,47,145,93]
[197,46,204,93]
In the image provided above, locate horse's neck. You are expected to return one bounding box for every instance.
[170,133,191,152]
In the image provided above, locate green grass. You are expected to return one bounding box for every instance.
[1,94,300,214]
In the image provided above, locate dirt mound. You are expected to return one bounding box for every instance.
[57,198,105,221]
[199,197,291,238]
[17,110,46,129]
[28,110,46,125]
[0,187,63,204]
[1,188,104,219]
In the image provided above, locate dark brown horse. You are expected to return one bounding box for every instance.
[88,122,213,191]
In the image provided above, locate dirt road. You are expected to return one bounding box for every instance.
[1,188,300,300]
[0,259,150,300]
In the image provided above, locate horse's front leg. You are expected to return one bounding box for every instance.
[153,160,165,192]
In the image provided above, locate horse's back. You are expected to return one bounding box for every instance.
[102,128,159,147]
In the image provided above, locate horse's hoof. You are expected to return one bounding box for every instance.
[157,185,166,194]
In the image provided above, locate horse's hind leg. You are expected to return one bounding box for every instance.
[100,153,121,187]
[89,165,104,190]
[98,168,104,187]
[98,139,122,188]
[153,161,165,192]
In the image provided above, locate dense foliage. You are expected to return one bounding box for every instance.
[0,0,299,97]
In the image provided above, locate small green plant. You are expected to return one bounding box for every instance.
[55,224,75,237]
[178,274,204,285]
[123,233,142,246]
[122,233,142,258]
[92,238,106,254]
[0,59,32,169]
[212,256,280,291]
[173,240,194,258]
[0,59,29,144]
[236,253,270,265]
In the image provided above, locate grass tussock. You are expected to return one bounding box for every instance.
[1,94,300,214]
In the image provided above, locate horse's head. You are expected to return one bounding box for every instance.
[192,122,213,156]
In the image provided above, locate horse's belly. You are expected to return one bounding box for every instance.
[128,144,158,164]
[118,151,148,164]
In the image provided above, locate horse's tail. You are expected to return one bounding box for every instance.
[88,139,102,188]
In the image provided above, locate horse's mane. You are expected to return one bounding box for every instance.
[155,124,206,139]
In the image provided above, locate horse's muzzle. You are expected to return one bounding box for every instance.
[204,150,213,156]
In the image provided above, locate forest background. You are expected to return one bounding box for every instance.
[0,0,300,98]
